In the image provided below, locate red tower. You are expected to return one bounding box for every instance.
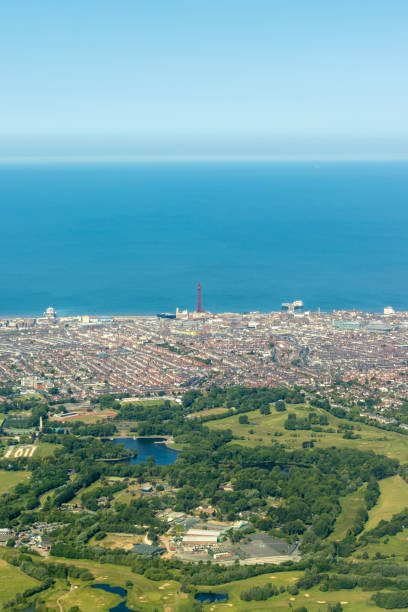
[196,282,203,313]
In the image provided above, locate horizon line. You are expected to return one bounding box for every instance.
[1,153,408,165]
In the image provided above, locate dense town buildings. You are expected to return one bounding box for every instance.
[1,308,408,413]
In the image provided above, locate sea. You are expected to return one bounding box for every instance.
[1,161,407,316]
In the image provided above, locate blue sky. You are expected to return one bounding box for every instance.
[1,1,408,158]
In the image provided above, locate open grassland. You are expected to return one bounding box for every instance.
[357,527,408,561]
[0,558,39,608]
[365,475,408,532]
[329,485,367,541]
[207,403,408,463]
[0,469,29,494]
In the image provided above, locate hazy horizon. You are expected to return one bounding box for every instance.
[1,1,408,159]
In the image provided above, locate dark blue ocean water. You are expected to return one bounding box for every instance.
[1,161,407,315]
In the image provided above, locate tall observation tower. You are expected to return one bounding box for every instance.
[196,282,203,313]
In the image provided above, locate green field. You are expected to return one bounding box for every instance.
[45,556,181,611]
[0,558,39,608]
[121,398,178,408]
[0,469,29,494]
[357,527,408,561]
[365,475,408,532]
[329,484,367,541]
[176,572,382,612]
[36,442,59,457]
[191,406,230,418]
[206,403,408,463]
[2,441,57,460]
[0,550,398,611]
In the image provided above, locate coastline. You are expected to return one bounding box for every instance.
[1,307,407,320]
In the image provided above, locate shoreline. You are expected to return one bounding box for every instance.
[1,307,407,320]
[106,435,181,452]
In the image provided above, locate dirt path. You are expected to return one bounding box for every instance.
[56,584,74,612]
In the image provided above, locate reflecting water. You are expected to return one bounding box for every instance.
[195,592,229,603]
[112,437,180,465]
[92,584,132,612]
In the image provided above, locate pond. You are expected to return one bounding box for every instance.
[92,583,132,612]
[195,592,229,603]
[112,437,180,465]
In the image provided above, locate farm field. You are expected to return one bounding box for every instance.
[329,484,367,542]
[0,469,29,494]
[364,475,408,532]
[0,558,39,608]
[206,403,408,463]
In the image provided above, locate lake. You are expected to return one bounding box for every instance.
[195,592,229,603]
[92,584,131,612]
[112,437,181,465]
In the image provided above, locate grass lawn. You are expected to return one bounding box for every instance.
[36,442,60,457]
[62,582,121,611]
[0,469,29,494]
[356,527,408,561]
[364,475,408,532]
[46,556,181,611]
[121,398,179,408]
[2,549,391,611]
[206,403,408,464]
[329,484,367,541]
[0,558,39,608]
[177,572,381,612]
[191,406,231,418]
